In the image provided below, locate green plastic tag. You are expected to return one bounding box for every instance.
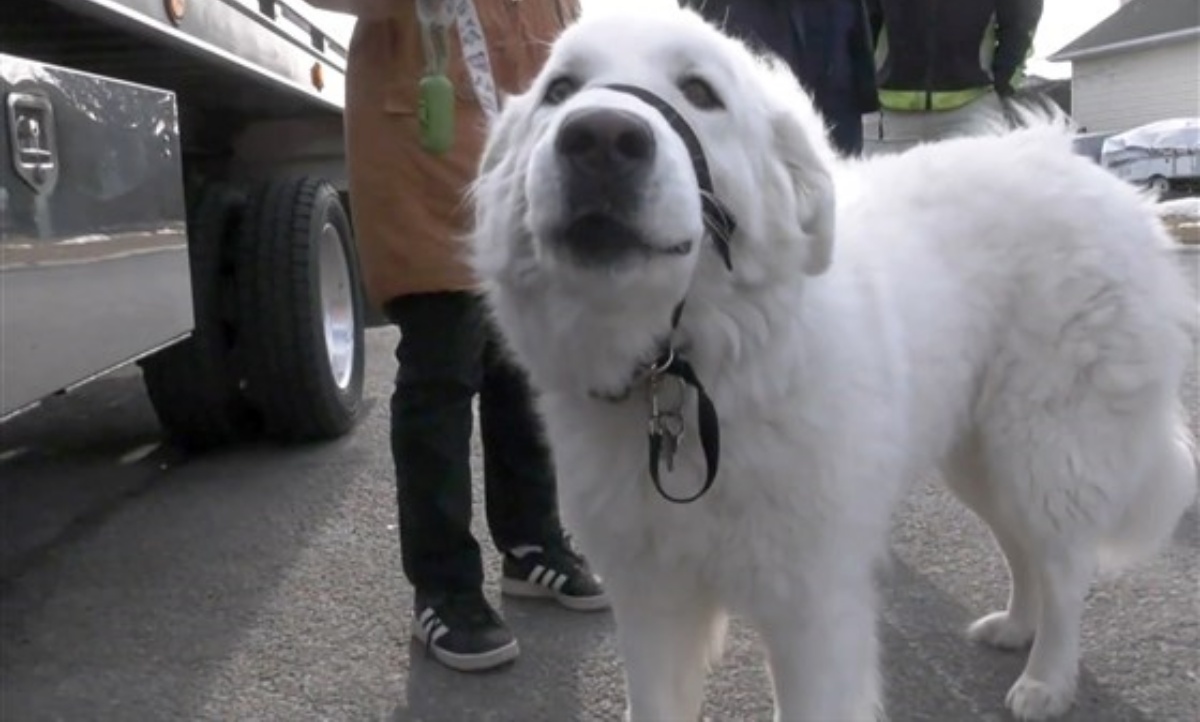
[419,73,455,155]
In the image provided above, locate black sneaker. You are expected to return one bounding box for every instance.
[412,592,519,672]
[500,542,609,612]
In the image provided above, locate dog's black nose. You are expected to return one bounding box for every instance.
[555,108,656,178]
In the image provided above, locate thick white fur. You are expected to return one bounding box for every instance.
[469,7,1198,721]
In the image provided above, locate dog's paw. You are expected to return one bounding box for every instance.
[967,611,1035,650]
[1005,673,1076,721]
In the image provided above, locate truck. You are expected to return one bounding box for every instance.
[1,0,365,451]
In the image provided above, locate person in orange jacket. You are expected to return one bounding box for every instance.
[308,0,606,674]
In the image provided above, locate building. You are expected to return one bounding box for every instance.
[1018,75,1072,115]
[1049,0,1200,134]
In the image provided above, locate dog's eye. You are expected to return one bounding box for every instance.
[679,76,723,110]
[543,76,579,105]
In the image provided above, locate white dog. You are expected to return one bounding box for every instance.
[468,7,1197,721]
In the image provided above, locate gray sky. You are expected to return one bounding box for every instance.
[1029,0,1121,77]
[308,0,1123,80]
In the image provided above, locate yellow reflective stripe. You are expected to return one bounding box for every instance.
[878,87,990,112]
[877,90,927,111]
[875,14,1024,113]
[931,87,989,109]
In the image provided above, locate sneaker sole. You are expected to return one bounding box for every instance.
[412,630,520,673]
[500,577,611,612]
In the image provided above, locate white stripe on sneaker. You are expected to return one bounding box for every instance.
[419,609,438,636]
[430,622,449,643]
[523,564,569,593]
[415,609,449,645]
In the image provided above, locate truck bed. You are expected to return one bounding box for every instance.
[0,0,355,420]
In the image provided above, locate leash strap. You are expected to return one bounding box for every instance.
[452,0,501,121]
[647,353,722,504]
[417,0,501,121]
[590,86,737,504]
[604,84,736,270]
[643,303,722,504]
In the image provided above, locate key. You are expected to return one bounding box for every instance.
[658,411,685,472]
[661,428,678,472]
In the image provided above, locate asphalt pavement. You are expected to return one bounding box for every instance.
[0,251,1196,722]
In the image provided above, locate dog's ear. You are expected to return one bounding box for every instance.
[469,93,538,285]
[771,104,837,276]
[478,89,542,181]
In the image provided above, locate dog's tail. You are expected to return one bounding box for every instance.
[1099,419,1198,572]
[997,91,1075,131]
[961,93,1078,150]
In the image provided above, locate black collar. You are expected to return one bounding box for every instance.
[588,84,736,504]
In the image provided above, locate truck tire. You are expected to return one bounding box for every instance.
[236,176,365,442]
[141,184,260,450]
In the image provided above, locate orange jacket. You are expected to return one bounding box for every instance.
[344,1,577,305]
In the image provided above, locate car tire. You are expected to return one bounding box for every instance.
[235,176,366,442]
[141,183,261,450]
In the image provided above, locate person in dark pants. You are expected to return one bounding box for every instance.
[311,0,604,675]
[682,0,879,155]
[387,293,567,596]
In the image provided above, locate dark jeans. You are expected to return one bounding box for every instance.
[684,0,871,157]
[385,291,563,597]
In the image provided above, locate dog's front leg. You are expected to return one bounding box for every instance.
[608,578,724,722]
[752,574,883,722]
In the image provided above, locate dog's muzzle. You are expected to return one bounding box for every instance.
[551,85,735,272]
[557,107,656,200]
[553,107,664,266]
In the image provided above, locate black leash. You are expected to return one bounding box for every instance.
[593,84,737,504]
[644,313,722,504]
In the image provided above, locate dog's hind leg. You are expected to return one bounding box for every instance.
[609,579,725,722]
[986,425,1192,721]
[942,440,1039,650]
[950,485,1093,719]
[963,418,1111,720]
[965,526,1040,651]
[1003,546,1094,721]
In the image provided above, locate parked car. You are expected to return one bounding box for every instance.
[1101,118,1200,196]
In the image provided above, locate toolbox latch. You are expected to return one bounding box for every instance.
[7,91,59,194]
